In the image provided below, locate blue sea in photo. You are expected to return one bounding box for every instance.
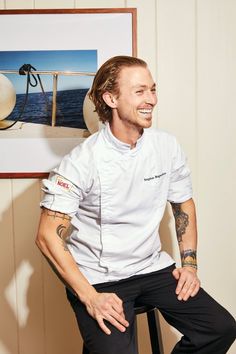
[7,88,89,129]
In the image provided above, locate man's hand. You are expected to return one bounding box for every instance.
[172,267,200,301]
[85,292,129,335]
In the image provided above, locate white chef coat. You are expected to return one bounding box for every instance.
[40,123,192,284]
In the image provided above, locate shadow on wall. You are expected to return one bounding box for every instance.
[0,180,82,354]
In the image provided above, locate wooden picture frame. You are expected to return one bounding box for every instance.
[0,8,137,178]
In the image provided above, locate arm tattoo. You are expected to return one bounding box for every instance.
[40,208,76,292]
[171,203,189,243]
[42,208,71,252]
[181,249,197,269]
[43,209,71,221]
[56,224,67,238]
[43,208,71,252]
[56,224,71,252]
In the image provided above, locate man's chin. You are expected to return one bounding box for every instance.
[143,118,152,128]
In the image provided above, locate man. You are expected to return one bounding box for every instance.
[36,56,236,353]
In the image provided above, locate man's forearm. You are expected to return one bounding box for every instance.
[36,208,128,335]
[36,208,97,304]
[171,198,198,269]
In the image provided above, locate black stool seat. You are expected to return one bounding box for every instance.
[82,303,163,354]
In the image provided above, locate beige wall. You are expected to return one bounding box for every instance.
[0,1,235,353]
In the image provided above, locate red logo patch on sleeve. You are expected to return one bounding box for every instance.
[56,176,73,191]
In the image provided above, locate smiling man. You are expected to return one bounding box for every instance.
[36,56,236,354]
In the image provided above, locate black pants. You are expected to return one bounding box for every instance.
[66,265,236,354]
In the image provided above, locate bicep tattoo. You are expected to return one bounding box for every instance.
[56,224,70,252]
[44,209,71,221]
[171,203,189,243]
[42,208,72,252]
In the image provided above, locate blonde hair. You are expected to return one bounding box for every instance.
[89,55,147,123]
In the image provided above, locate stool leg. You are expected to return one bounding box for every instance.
[82,343,90,354]
[134,316,140,353]
[147,309,164,354]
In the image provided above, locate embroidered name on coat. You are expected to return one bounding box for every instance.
[144,172,166,181]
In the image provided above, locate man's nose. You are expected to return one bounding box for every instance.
[145,90,157,105]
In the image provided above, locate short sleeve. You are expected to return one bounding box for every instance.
[167,138,193,203]
[40,147,88,217]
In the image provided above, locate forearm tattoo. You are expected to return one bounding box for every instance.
[181,249,197,269]
[171,203,189,243]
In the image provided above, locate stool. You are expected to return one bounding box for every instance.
[82,304,164,354]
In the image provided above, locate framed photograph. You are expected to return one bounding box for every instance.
[0,8,137,178]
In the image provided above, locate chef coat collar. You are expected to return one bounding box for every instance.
[104,122,145,153]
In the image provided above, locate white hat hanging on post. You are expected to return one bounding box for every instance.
[0,74,16,128]
[83,90,102,134]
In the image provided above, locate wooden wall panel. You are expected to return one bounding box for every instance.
[0,180,18,354]
[75,0,125,8]
[11,179,44,354]
[197,0,236,310]
[35,0,75,9]
[5,0,34,9]
[196,2,236,352]
[156,0,197,178]
[127,0,157,65]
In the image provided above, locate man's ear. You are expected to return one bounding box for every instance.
[102,92,117,108]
